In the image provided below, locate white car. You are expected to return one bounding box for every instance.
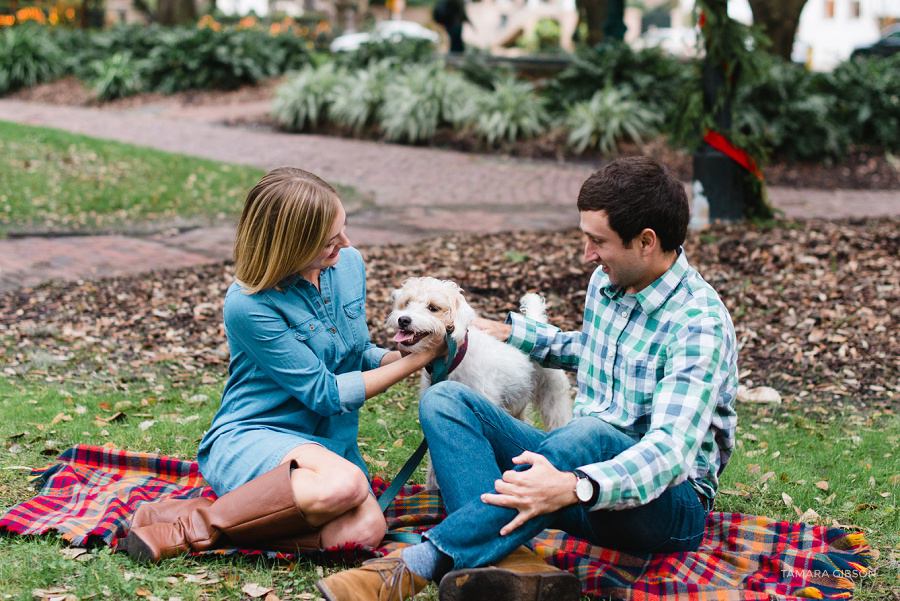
[330,20,440,53]
[632,27,699,58]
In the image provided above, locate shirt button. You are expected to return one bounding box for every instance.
[324,299,330,304]
[330,328,336,333]
[309,325,315,331]
[620,310,628,318]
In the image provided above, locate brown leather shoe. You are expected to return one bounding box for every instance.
[437,546,581,601]
[316,550,429,601]
[121,460,320,562]
[130,497,213,529]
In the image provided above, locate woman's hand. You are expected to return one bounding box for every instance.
[480,451,579,536]
[425,335,449,360]
[363,335,448,399]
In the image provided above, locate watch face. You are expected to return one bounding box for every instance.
[576,477,593,502]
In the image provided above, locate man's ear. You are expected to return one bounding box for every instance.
[639,228,658,256]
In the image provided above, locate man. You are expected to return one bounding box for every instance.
[316,156,739,601]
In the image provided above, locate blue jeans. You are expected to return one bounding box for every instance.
[419,381,708,570]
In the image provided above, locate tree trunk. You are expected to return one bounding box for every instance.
[157,0,197,25]
[575,0,608,46]
[747,0,808,60]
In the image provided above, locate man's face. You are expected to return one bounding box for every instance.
[580,210,646,293]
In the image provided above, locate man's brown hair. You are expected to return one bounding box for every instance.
[577,157,689,252]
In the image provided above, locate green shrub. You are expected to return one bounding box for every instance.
[378,64,478,143]
[565,86,662,155]
[328,60,394,133]
[732,57,849,161]
[333,37,436,70]
[549,42,691,121]
[268,30,317,73]
[86,52,144,100]
[62,24,162,80]
[139,26,312,94]
[54,24,311,90]
[825,55,900,152]
[271,63,344,131]
[0,25,63,95]
[474,75,548,145]
[451,48,513,90]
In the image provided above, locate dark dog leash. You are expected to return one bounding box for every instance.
[377,333,458,543]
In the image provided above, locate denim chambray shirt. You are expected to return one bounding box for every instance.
[197,247,389,494]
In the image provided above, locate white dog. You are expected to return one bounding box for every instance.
[387,277,573,487]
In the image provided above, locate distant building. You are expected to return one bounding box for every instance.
[461,0,578,54]
[217,0,336,19]
[104,0,148,24]
[675,0,900,70]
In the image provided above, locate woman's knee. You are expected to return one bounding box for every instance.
[319,468,370,510]
[291,463,369,514]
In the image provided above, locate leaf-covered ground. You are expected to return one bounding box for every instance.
[1,218,897,409]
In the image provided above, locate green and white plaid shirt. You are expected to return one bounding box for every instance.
[507,250,738,511]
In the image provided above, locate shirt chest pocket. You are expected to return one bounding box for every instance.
[621,354,664,419]
[291,317,335,362]
[342,296,368,350]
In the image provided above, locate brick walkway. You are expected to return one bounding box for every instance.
[0,99,897,292]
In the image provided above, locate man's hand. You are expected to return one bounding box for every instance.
[480,451,579,536]
[472,317,512,342]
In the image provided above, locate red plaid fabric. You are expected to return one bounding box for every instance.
[1,446,870,600]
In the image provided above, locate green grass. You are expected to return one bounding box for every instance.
[0,122,365,235]
[0,371,434,600]
[0,369,896,599]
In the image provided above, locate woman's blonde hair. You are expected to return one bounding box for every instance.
[233,167,340,294]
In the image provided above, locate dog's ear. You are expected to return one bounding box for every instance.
[390,288,400,304]
[453,293,477,333]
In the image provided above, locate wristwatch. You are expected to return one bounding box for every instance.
[574,473,599,506]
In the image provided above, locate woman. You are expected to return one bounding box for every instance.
[122,168,441,562]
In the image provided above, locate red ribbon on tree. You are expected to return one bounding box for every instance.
[703,129,764,180]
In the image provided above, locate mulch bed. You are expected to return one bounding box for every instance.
[9,78,900,191]
[1,219,897,409]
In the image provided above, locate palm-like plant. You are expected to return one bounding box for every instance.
[378,64,479,144]
[271,64,344,131]
[328,60,394,134]
[0,25,63,95]
[474,75,548,145]
[87,52,144,100]
[565,86,662,155]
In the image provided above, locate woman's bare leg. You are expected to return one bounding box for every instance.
[280,444,386,548]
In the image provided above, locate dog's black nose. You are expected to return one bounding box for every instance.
[398,316,411,329]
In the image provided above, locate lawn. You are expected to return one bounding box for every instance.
[0,122,363,236]
[0,125,897,598]
[0,373,431,601]
[0,368,897,600]
[1,220,898,599]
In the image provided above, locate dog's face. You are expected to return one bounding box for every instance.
[386,277,476,353]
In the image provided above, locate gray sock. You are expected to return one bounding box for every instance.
[401,541,454,581]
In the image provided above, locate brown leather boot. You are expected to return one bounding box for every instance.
[316,549,429,601]
[121,460,321,562]
[130,497,213,529]
[437,546,581,601]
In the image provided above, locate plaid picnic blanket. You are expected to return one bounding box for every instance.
[1,445,870,601]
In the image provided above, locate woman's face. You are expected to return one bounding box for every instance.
[301,200,350,274]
